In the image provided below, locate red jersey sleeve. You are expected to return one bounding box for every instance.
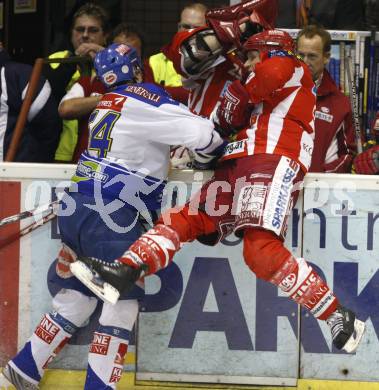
[245,57,295,103]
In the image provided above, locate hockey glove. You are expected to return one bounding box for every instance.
[170,146,194,169]
[205,0,274,51]
[193,140,228,170]
[353,145,379,174]
[217,80,252,136]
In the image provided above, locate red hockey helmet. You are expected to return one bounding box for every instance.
[243,29,295,56]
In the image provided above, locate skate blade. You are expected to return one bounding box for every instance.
[70,261,120,305]
[343,319,365,353]
[0,372,13,387]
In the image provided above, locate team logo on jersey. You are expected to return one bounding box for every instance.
[35,316,60,344]
[321,106,330,114]
[90,332,111,355]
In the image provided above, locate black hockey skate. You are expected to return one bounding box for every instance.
[326,305,365,353]
[70,256,144,304]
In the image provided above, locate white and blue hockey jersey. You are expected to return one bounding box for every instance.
[72,83,225,209]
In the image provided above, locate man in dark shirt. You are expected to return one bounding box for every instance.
[0,47,61,162]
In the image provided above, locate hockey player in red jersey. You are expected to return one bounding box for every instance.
[164,0,277,118]
[71,25,365,354]
[168,0,277,168]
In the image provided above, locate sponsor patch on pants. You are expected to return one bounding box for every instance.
[236,185,267,226]
[263,157,299,237]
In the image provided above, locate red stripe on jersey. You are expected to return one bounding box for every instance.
[97,93,127,112]
[244,58,315,171]
[0,182,21,364]
[254,114,270,155]
[189,62,236,117]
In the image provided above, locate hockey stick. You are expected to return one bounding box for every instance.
[366,29,376,141]
[345,55,363,153]
[0,200,59,227]
[5,58,44,162]
[0,212,56,251]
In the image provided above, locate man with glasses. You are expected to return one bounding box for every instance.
[44,3,109,163]
[144,3,208,105]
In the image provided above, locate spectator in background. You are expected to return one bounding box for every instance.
[45,2,110,103]
[0,44,61,162]
[144,3,208,105]
[44,2,109,163]
[58,23,145,163]
[109,22,144,58]
[296,25,356,173]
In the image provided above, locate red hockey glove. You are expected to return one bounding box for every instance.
[353,145,379,174]
[217,80,252,136]
[206,0,276,51]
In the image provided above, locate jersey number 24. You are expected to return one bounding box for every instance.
[88,109,120,158]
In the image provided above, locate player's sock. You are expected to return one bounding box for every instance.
[9,311,78,383]
[119,224,181,274]
[270,256,339,320]
[84,325,131,390]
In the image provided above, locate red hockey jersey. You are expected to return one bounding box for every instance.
[241,54,316,172]
[165,28,241,118]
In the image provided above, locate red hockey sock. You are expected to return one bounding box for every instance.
[119,206,216,275]
[119,224,180,275]
[243,228,338,320]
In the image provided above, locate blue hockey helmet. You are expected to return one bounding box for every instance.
[94,43,142,87]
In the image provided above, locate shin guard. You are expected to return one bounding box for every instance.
[270,256,338,320]
[119,224,181,275]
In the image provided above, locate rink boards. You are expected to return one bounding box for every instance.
[0,163,378,387]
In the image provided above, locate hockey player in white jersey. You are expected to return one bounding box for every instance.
[0,43,226,390]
